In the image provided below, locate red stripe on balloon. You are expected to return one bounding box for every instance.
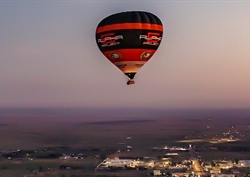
[96,23,163,34]
[102,49,157,63]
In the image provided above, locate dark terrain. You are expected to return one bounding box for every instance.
[0,108,250,176]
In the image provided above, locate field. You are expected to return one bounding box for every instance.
[0,158,100,177]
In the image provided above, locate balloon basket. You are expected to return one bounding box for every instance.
[127,80,135,85]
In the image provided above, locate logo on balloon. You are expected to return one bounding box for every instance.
[139,32,161,46]
[135,63,144,68]
[98,33,123,47]
[141,51,152,60]
[116,64,127,69]
[109,52,122,60]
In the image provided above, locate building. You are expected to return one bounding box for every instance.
[153,170,162,176]
[238,160,250,167]
[211,174,235,177]
[172,172,190,177]
[102,159,135,168]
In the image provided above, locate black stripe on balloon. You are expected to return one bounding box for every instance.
[96,29,163,52]
[97,11,162,27]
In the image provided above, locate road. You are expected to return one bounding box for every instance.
[189,148,206,176]
[192,159,205,176]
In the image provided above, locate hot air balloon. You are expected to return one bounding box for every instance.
[96,11,163,85]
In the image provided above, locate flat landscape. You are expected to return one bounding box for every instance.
[0,109,249,149]
[0,108,250,176]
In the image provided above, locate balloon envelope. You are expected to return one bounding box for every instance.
[95,11,163,84]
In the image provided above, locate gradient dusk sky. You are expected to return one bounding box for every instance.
[1,1,250,110]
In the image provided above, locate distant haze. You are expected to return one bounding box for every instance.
[0,108,250,150]
[1,1,250,110]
